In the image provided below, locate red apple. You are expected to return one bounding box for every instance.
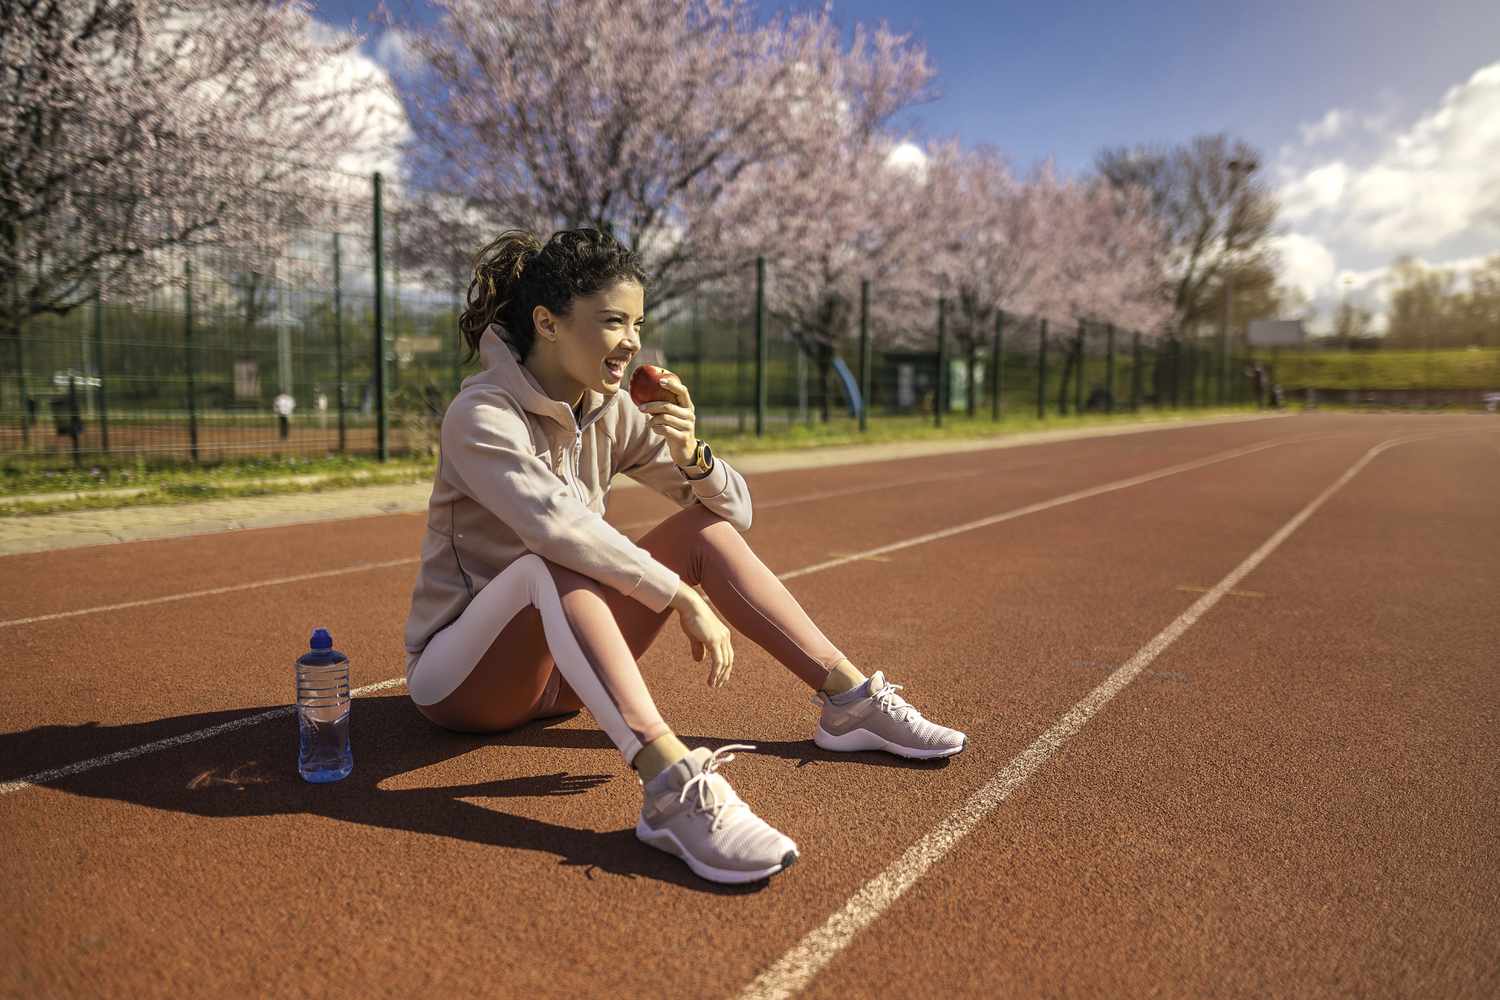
[629,364,679,406]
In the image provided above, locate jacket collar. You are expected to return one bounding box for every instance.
[475,324,616,432]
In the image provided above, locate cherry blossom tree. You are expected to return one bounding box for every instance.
[1028,171,1170,410]
[686,10,936,423]
[923,143,1060,415]
[382,0,933,330]
[1,0,399,351]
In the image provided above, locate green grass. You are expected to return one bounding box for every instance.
[0,454,431,501]
[1275,348,1500,391]
[0,406,1261,516]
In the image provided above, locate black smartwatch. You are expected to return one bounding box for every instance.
[678,439,714,480]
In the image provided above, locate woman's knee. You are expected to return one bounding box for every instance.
[541,558,612,608]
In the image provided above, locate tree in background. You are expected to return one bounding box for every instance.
[604,6,937,422]
[1331,298,1376,348]
[384,0,933,329]
[923,144,1054,417]
[1385,254,1500,349]
[0,0,395,354]
[1094,134,1278,337]
[1029,174,1170,411]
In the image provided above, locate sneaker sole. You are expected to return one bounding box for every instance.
[635,819,798,884]
[814,724,967,759]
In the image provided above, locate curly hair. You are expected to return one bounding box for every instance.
[458,227,650,364]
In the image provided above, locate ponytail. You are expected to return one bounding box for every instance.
[459,230,544,364]
[457,226,650,365]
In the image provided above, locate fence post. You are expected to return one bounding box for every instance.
[185,258,199,462]
[754,256,765,437]
[1105,323,1116,413]
[992,310,1004,421]
[1170,336,1182,408]
[373,171,388,461]
[935,296,945,428]
[1037,319,1048,420]
[1075,322,1086,415]
[93,279,110,452]
[67,375,81,467]
[858,278,870,433]
[1131,331,1142,410]
[334,231,347,454]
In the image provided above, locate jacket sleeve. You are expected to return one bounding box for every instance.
[613,402,753,532]
[442,390,683,613]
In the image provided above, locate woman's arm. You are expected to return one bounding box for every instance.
[443,390,682,614]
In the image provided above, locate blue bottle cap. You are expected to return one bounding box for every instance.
[310,627,333,650]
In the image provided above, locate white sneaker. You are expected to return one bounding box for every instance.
[635,745,798,884]
[813,671,967,759]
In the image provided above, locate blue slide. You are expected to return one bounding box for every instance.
[831,355,862,418]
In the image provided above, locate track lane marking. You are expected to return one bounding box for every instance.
[0,432,1323,796]
[0,678,405,796]
[0,559,421,629]
[0,471,983,630]
[733,434,1435,1000]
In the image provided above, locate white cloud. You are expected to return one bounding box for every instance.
[305,22,413,181]
[374,27,425,77]
[885,140,928,180]
[1275,60,1500,332]
[1299,108,1345,144]
[1271,231,1336,301]
[1279,162,1348,221]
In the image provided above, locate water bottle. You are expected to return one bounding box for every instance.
[296,628,352,782]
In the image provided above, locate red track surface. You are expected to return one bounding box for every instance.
[3,414,1497,998]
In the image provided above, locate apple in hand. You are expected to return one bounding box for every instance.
[630,364,679,406]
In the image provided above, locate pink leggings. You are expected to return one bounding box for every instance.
[406,503,846,764]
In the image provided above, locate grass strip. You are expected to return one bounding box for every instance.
[2,407,1260,516]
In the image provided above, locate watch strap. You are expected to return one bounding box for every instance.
[681,440,714,480]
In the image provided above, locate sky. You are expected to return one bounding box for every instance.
[312,0,1500,332]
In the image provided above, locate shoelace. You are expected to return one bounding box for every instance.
[810,682,918,723]
[872,682,919,723]
[679,743,756,833]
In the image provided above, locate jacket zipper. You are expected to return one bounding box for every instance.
[570,426,588,505]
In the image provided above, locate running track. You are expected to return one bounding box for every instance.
[3,414,1497,998]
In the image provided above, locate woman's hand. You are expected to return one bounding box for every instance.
[638,376,697,466]
[671,583,734,687]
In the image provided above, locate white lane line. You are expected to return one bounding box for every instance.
[612,469,983,534]
[776,435,1305,581]
[0,472,984,630]
[0,434,1316,796]
[0,677,405,796]
[0,559,420,629]
[734,434,1427,1000]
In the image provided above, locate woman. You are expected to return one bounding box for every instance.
[404,228,965,884]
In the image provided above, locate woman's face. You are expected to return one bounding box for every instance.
[541,279,645,401]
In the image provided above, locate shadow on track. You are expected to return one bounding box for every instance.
[2,694,949,892]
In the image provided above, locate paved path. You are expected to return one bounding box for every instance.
[0,412,1285,555]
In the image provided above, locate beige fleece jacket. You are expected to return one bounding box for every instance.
[403,324,753,663]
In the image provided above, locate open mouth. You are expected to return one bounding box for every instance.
[603,357,628,382]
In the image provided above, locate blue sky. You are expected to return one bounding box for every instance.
[314,0,1500,328]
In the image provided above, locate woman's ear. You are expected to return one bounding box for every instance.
[532,305,557,343]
